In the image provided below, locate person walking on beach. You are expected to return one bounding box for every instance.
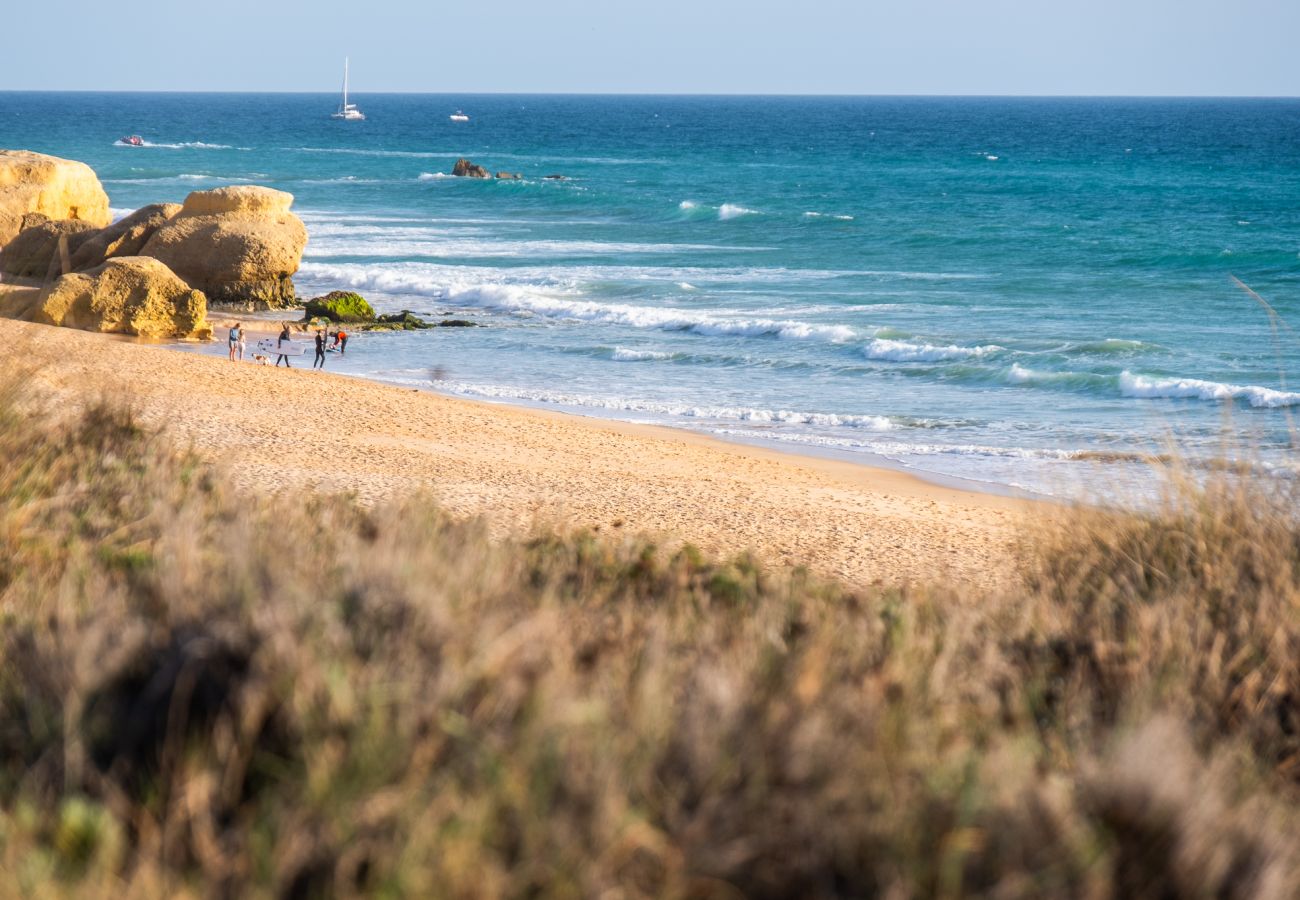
[313,328,326,369]
[228,322,242,361]
[276,324,293,368]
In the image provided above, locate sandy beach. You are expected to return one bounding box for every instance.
[1,315,1031,588]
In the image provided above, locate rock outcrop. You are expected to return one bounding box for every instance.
[0,214,101,279]
[0,150,111,246]
[371,310,432,330]
[495,172,521,180]
[303,290,376,323]
[452,158,490,178]
[31,256,211,339]
[139,186,307,308]
[69,202,181,272]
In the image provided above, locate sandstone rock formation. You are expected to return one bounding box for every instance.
[31,256,211,339]
[452,158,490,178]
[495,172,521,180]
[139,186,307,308]
[0,150,111,246]
[69,202,181,272]
[0,214,101,279]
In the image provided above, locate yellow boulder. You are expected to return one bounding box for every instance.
[140,185,308,308]
[0,150,111,246]
[33,256,212,340]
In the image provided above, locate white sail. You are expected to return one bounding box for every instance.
[332,57,365,120]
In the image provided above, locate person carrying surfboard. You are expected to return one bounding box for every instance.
[276,324,293,368]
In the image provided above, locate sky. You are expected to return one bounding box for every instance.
[5,0,1299,95]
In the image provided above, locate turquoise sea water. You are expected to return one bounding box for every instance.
[4,93,1299,497]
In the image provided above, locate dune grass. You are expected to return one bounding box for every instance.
[0,384,1298,898]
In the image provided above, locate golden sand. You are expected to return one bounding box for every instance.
[2,316,1033,589]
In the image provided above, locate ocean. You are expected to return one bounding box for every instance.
[5,92,1299,498]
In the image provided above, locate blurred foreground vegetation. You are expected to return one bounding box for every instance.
[0,384,1298,898]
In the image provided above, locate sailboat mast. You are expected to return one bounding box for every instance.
[342,57,349,108]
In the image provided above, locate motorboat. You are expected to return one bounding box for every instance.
[119,135,144,146]
[331,57,366,120]
[449,110,469,122]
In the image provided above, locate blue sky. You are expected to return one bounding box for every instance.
[7,0,1299,95]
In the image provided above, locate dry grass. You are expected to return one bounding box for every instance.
[0,384,1298,898]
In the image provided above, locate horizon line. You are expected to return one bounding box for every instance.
[3,89,1299,100]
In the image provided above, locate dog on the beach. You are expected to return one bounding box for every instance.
[252,354,270,366]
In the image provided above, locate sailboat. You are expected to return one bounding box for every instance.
[331,57,365,120]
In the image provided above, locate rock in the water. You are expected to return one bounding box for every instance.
[452,158,491,178]
[69,203,181,272]
[0,150,111,246]
[543,174,568,180]
[0,215,101,279]
[495,172,521,180]
[435,319,479,327]
[372,310,431,330]
[139,186,307,308]
[31,256,211,339]
[304,290,376,323]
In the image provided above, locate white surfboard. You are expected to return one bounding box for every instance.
[254,338,310,357]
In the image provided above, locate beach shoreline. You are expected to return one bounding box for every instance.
[196,311,1045,502]
[0,315,1034,589]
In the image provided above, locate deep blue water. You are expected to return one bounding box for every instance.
[4,92,1299,496]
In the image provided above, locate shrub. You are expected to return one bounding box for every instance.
[1,386,1298,897]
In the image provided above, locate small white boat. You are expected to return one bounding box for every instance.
[331,57,365,120]
[449,110,469,122]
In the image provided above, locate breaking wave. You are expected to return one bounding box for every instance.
[1119,371,1300,408]
[718,203,759,220]
[297,263,858,343]
[865,338,1003,363]
[611,347,676,362]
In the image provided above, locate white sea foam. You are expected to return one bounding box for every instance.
[123,141,243,150]
[678,200,698,210]
[713,429,1083,462]
[426,381,895,430]
[304,235,752,259]
[418,172,453,180]
[611,347,675,362]
[865,338,1002,362]
[297,263,858,342]
[109,207,136,223]
[718,203,758,220]
[803,211,855,221]
[1119,372,1300,408]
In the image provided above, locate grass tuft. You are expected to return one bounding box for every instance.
[0,385,1298,897]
